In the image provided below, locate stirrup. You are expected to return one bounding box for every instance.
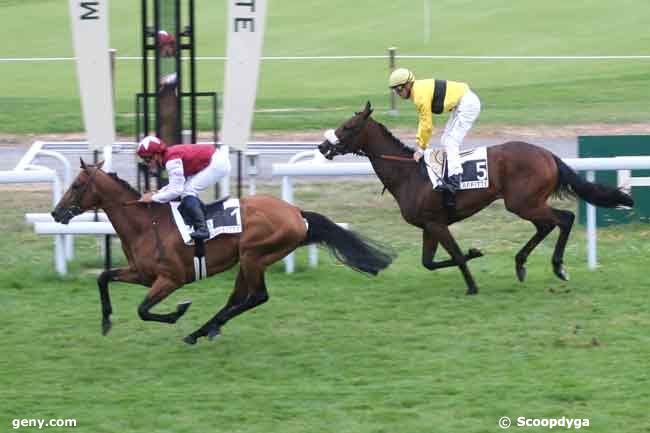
[191,230,209,241]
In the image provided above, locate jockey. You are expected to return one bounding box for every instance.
[136,136,231,240]
[388,67,481,207]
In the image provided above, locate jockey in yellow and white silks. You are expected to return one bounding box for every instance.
[389,68,481,206]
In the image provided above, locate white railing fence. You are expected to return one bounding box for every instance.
[8,139,650,276]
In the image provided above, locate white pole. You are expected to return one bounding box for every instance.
[221,0,267,153]
[219,145,231,199]
[282,176,294,273]
[67,0,115,159]
[586,171,597,269]
[309,245,318,267]
[423,0,431,42]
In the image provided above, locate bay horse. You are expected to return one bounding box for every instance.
[51,160,395,344]
[318,101,634,295]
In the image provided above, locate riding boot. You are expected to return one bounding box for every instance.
[181,196,210,240]
[440,174,461,208]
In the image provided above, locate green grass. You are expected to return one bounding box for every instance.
[1,0,650,133]
[1,182,650,432]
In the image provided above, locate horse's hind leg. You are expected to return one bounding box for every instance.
[137,276,189,324]
[514,222,555,282]
[550,208,575,281]
[510,204,567,282]
[183,270,248,344]
[184,264,269,345]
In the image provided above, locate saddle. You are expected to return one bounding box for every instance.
[418,147,490,190]
[173,196,243,282]
[172,196,242,245]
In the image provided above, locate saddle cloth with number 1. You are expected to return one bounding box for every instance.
[170,198,243,246]
[423,147,490,190]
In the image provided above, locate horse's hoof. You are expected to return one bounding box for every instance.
[466,288,479,296]
[554,266,570,281]
[183,334,198,345]
[516,265,527,282]
[101,318,112,336]
[468,248,484,259]
[207,327,221,341]
[177,300,192,316]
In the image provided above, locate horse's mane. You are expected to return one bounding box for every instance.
[108,172,141,197]
[372,119,415,157]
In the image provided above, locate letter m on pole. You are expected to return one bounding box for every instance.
[80,1,99,20]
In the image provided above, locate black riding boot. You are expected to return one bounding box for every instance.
[181,196,210,240]
[440,174,461,208]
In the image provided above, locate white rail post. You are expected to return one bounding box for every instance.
[282,175,295,273]
[246,151,260,195]
[586,170,598,269]
[218,145,231,199]
[36,149,74,260]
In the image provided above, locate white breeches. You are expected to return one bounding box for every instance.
[182,150,231,198]
[441,90,481,176]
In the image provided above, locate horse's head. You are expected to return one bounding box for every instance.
[51,159,105,224]
[319,101,373,160]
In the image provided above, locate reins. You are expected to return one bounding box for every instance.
[378,154,416,163]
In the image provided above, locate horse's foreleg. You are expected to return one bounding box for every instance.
[426,223,479,295]
[137,276,189,324]
[97,267,144,335]
[421,230,483,270]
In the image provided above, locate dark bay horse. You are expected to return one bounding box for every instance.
[319,102,634,295]
[51,160,395,344]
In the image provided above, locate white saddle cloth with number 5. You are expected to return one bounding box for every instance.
[424,147,489,190]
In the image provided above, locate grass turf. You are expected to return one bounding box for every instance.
[1,181,649,432]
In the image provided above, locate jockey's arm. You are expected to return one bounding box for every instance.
[152,158,185,203]
[414,95,434,150]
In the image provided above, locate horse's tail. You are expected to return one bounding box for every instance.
[553,155,634,208]
[300,211,396,275]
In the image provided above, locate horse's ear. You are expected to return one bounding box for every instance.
[80,158,87,169]
[364,101,373,117]
[96,160,105,169]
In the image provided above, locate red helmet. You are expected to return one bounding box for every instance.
[157,30,176,56]
[137,136,167,158]
[157,30,176,46]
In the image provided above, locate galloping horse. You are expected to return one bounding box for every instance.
[51,160,395,344]
[319,102,634,295]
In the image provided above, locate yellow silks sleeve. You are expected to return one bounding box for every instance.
[412,79,435,149]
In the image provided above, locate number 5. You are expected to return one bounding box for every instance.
[476,161,487,180]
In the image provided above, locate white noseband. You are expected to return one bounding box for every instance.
[324,129,340,145]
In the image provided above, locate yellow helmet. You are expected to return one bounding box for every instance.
[388,68,414,88]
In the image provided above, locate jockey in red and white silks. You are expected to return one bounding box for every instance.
[136,136,231,240]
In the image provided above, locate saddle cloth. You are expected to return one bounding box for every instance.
[423,147,490,190]
[170,197,242,245]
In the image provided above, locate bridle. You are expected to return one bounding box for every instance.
[323,119,415,163]
[65,167,99,219]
